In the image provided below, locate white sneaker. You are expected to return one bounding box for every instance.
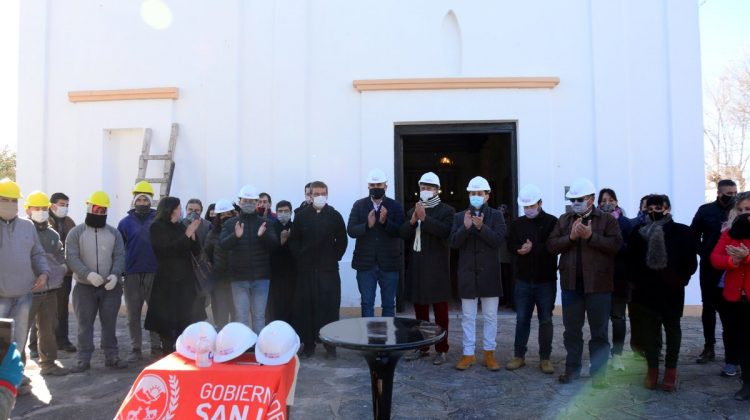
[611,354,625,371]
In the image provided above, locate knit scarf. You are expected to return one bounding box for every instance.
[638,214,672,270]
[413,196,441,252]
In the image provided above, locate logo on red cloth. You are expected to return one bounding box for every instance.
[119,374,179,420]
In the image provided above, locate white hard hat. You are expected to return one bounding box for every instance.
[466,176,491,192]
[566,178,596,199]
[176,321,217,360]
[366,169,388,184]
[213,322,258,363]
[418,172,441,187]
[517,184,542,206]
[237,185,259,200]
[255,320,300,366]
[214,199,234,214]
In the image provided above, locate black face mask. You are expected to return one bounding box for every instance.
[85,213,107,229]
[719,194,734,207]
[729,215,750,239]
[370,188,385,200]
[135,205,150,215]
[649,211,665,222]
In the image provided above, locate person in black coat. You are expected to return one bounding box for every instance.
[268,200,297,324]
[289,181,348,359]
[145,197,205,353]
[449,176,506,372]
[628,194,698,392]
[690,179,737,363]
[399,172,455,365]
[347,169,405,317]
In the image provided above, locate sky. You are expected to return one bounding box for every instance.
[0,1,748,153]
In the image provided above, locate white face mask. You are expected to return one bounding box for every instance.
[31,210,49,224]
[52,206,68,218]
[313,195,327,209]
[419,190,434,202]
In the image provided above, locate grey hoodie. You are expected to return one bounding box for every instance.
[31,221,66,291]
[65,223,126,286]
[0,217,50,298]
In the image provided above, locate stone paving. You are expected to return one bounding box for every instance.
[11,307,750,419]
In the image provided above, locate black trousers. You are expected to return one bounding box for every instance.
[636,304,681,369]
[722,297,750,381]
[699,261,723,346]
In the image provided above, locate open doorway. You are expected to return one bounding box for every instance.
[394,122,518,307]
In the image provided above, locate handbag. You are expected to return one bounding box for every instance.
[191,253,215,294]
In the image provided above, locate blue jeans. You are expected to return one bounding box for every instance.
[356,267,398,317]
[561,290,611,377]
[513,281,556,359]
[0,293,32,362]
[231,279,269,334]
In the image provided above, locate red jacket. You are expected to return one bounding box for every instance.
[710,230,750,302]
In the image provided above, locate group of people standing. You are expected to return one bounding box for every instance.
[1,170,748,402]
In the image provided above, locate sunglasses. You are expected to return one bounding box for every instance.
[569,197,587,203]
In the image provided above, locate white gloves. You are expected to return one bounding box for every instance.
[104,274,119,291]
[87,272,105,287]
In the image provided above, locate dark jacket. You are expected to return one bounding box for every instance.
[612,214,633,298]
[506,209,558,284]
[400,202,455,304]
[289,204,348,271]
[145,219,204,336]
[691,200,731,260]
[627,220,698,317]
[202,223,229,283]
[49,214,75,276]
[347,196,405,272]
[449,204,506,299]
[219,212,278,281]
[117,209,158,274]
[547,208,623,294]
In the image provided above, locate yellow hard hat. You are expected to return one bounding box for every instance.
[24,191,50,209]
[86,191,111,208]
[132,181,155,196]
[0,178,23,199]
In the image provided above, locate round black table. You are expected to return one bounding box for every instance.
[319,317,445,420]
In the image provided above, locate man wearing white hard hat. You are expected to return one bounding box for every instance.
[400,172,455,365]
[289,181,348,359]
[547,178,622,388]
[347,169,405,318]
[220,185,278,334]
[505,184,559,374]
[202,199,237,329]
[449,176,506,372]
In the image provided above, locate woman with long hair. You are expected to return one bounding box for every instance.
[145,196,205,353]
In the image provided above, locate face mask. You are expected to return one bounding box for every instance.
[719,194,734,207]
[135,204,150,215]
[0,202,18,221]
[85,213,107,228]
[31,210,49,224]
[277,212,291,224]
[419,191,434,202]
[599,203,615,213]
[186,211,200,222]
[649,211,665,222]
[52,206,68,218]
[469,196,484,209]
[239,203,255,214]
[313,195,327,209]
[571,201,589,215]
[524,208,539,219]
[370,188,385,200]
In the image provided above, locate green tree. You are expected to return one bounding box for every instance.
[0,146,16,180]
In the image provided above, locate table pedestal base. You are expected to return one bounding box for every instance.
[363,351,403,420]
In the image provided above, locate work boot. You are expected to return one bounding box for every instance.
[644,368,659,390]
[735,382,750,401]
[127,349,143,363]
[40,363,70,377]
[539,360,555,374]
[58,341,77,353]
[506,357,525,371]
[482,351,501,371]
[696,346,715,364]
[404,350,429,362]
[432,352,448,365]
[105,358,128,369]
[455,355,476,371]
[662,368,677,392]
[70,361,91,373]
[558,371,580,384]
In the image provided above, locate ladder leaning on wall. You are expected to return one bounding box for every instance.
[136,123,178,202]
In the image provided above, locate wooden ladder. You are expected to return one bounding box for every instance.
[136,123,178,201]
